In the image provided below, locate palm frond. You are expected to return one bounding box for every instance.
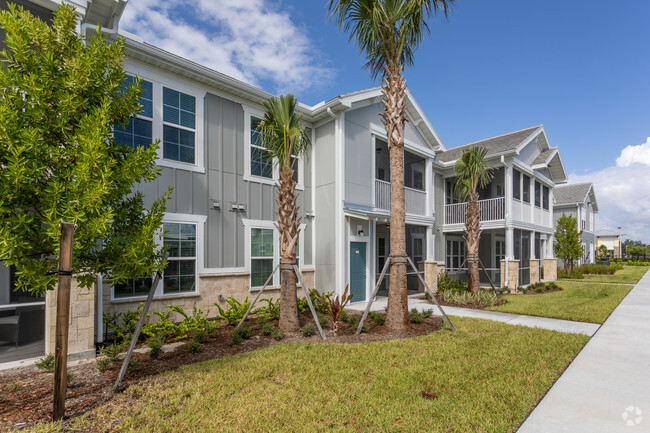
[453,146,493,201]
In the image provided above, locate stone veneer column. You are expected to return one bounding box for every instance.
[46,279,96,360]
[543,258,557,281]
[424,261,445,293]
[529,259,540,284]
[500,259,520,291]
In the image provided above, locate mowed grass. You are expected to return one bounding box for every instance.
[574,265,649,284]
[488,281,633,323]
[33,318,587,433]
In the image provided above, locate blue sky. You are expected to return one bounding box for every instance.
[121,0,650,241]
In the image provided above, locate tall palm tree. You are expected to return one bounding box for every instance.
[257,94,311,332]
[454,146,493,295]
[328,0,454,329]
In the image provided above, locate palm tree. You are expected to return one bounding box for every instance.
[454,146,493,295]
[328,0,454,329]
[257,94,311,332]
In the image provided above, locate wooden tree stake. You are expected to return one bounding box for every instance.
[53,222,74,421]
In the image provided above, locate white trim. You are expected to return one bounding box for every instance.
[123,61,205,174]
[369,122,435,158]
[242,104,305,190]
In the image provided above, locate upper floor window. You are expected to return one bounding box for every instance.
[405,152,425,191]
[244,109,305,188]
[534,181,541,207]
[542,185,549,210]
[513,169,521,200]
[114,76,153,150]
[163,88,196,164]
[522,174,530,203]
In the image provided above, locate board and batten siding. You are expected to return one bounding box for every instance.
[137,92,314,271]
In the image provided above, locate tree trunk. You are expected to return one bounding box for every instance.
[381,64,409,330]
[276,166,300,332]
[465,192,481,295]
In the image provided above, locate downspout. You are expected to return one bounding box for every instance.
[96,274,103,344]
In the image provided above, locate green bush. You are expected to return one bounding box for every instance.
[368,311,385,326]
[440,290,501,308]
[147,335,164,359]
[409,309,424,324]
[301,325,316,337]
[230,332,243,345]
[317,313,328,328]
[35,353,54,372]
[338,310,349,323]
[298,289,328,313]
[261,322,274,336]
[348,317,366,332]
[96,357,111,372]
[437,272,467,294]
[273,329,285,341]
[99,340,128,363]
[582,264,621,275]
[557,267,584,279]
[186,340,202,353]
[422,309,433,318]
[215,297,251,326]
[253,298,280,320]
[103,304,143,341]
[546,281,559,290]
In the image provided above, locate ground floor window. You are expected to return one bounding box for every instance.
[163,223,197,294]
[446,239,466,270]
[251,228,274,288]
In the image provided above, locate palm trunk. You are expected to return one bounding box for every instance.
[276,165,300,332]
[465,192,481,295]
[381,64,409,330]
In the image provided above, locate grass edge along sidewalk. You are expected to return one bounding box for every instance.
[24,317,587,433]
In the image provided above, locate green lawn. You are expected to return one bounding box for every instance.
[487,281,633,323]
[568,265,649,284]
[31,318,587,433]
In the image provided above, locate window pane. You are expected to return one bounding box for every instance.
[251,147,273,178]
[523,175,530,203]
[251,258,273,287]
[513,170,520,200]
[251,228,273,257]
[535,181,541,207]
[543,186,549,210]
[163,125,195,164]
[163,87,195,129]
[114,276,152,298]
[114,118,152,150]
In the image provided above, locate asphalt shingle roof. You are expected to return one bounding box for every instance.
[437,125,541,163]
[531,147,556,165]
[554,182,593,205]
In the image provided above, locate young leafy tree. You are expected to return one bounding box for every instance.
[257,94,311,332]
[328,0,455,330]
[597,244,609,258]
[454,146,493,294]
[554,214,583,274]
[0,4,169,294]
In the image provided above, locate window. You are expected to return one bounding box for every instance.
[522,174,530,203]
[534,181,541,207]
[114,277,153,299]
[535,233,541,259]
[446,179,458,204]
[513,170,521,200]
[114,76,153,150]
[542,186,549,210]
[251,228,274,287]
[163,223,197,294]
[495,239,505,264]
[249,116,273,179]
[446,239,465,270]
[163,87,196,164]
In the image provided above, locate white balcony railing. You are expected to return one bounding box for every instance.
[374,179,427,216]
[444,197,505,225]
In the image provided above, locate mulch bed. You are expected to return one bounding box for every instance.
[433,285,564,310]
[0,310,442,432]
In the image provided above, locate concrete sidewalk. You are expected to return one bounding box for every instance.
[518,269,650,432]
[346,295,601,336]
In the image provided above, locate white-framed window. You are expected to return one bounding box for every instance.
[243,105,304,189]
[446,238,466,270]
[119,67,205,173]
[243,219,304,289]
[111,213,206,300]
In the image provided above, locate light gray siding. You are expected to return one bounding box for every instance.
[344,104,379,206]
[314,120,337,290]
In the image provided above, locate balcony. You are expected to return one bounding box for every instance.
[375,179,427,216]
[444,197,505,225]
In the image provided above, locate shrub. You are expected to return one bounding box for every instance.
[519,286,528,294]
[437,272,467,294]
[314,285,354,335]
[215,297,251,325]
[368,311,385,326]
[409,309,424,324]
[230,324,251,345]
[273,329,285,341]
[317,313,328,328]
[546,281,559,290]
[557,268,584,279]
[96,356,111,372]
[298,289,328,313]
[230,332,243,345]
[261,322,274,336]
[440,290,501,308]
[147,335,165,359]
[536,286,544,293]
[186,340,202,353]
[253,298,280,321]
[98,340,128,363]
[301,325,316,337]
[193,329,208,344]
[338,310,349,323]
[103,305,143,341]
[582,264,621,275]
[422,309,433,318]
[35,353,54,372]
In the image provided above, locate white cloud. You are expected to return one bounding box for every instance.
[120,0,332,94]
[616,137,650,167]
[570,138,650,242]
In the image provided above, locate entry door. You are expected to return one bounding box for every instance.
[350,242,367,302]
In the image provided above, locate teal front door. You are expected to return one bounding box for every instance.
[350,242,367,302]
